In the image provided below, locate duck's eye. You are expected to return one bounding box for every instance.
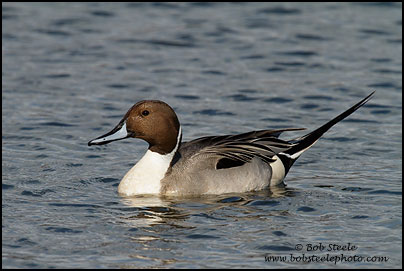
[142,110,149,116]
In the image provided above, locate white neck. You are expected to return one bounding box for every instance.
[117,127,181,196]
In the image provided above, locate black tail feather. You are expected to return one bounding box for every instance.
[278,91,375,173]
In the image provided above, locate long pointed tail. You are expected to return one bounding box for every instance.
[278,91,375,173]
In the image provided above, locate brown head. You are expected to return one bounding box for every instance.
[88,100,181,154]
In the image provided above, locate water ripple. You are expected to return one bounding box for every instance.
[257,7,301,15]
[193,109,235,116]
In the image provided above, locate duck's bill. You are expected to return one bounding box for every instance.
[88,122,130,146]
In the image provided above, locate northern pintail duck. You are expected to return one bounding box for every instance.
[88,92,374,196]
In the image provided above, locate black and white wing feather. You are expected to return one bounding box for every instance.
[181,128,305,166]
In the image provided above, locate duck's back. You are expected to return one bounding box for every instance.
[159,131,293,195]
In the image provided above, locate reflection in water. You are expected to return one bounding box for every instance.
[121,195,169,208]
[118,195,171,227]
[118,185,297,228]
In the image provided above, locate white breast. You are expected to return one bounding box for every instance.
[117,127,182,196]
[117,150,173,195]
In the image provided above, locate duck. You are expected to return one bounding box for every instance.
[88,91,374,196]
